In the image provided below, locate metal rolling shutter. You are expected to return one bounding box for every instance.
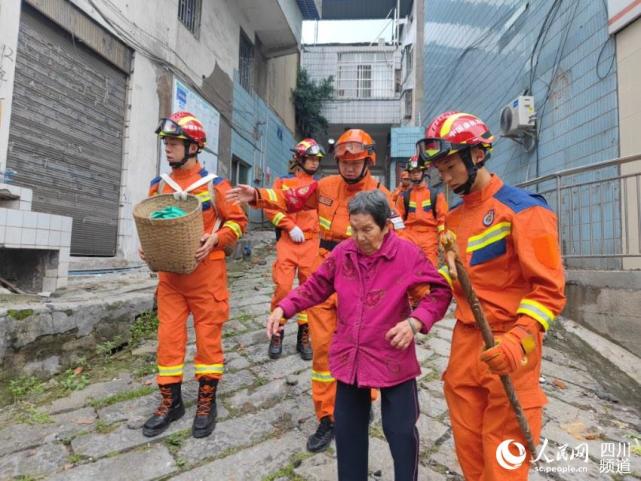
[7,6,127,256]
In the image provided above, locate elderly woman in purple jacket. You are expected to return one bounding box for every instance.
[267,190,452,481]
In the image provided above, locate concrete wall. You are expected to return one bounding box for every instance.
[564,270,641,357]
[616,18,641,270]
[0,0,21,173]
[1,0,300,263]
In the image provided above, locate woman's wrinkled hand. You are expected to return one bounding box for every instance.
[385,318,420,350]
[266,307,285,339]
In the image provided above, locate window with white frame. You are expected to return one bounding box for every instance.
[335,52,395,99]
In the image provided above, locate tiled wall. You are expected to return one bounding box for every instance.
[421,0,620,267]
[231,79,296,224]
[421,0,618,183]
[0,183,72,291]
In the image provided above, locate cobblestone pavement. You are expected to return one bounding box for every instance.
[1,233,640,481]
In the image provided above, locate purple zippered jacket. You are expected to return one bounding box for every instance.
[279,232,452,388]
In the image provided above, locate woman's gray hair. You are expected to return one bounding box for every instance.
[348,190,390,229]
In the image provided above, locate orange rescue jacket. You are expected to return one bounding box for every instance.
[149,163,248,259]
[440,174,565,331]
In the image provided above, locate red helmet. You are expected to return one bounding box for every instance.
[405,154,426,172]
[155,111,207,150]
[291,138,325,159]
[334,129,376,165]
[416,111,494,164]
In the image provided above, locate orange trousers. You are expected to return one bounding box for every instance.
[272,234,318,326]
[400,227,439,267]
[155,256,229,385]
[307,290,338,420]
[443,321,546,481]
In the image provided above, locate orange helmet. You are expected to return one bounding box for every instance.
[155,111,207,150]
[334,129,376,165]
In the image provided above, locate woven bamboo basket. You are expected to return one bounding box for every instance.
[133,193,203,274]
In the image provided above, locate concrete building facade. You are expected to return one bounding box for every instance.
[0,0,316,290]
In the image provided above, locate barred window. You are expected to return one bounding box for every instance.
[178,0,201,37]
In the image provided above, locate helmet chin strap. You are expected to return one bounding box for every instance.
[169,140,197,169]
[411,172,426,185]
[339,159,370,184]
[453,148,478,195]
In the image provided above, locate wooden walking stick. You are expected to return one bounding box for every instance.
[442,233,539,462]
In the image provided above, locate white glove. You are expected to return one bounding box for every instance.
[288,226,305,243]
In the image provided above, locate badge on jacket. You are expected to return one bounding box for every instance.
[483,209,495,226]
[319,196,333,206]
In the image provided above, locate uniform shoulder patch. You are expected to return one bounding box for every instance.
[199,168,209,177]
[494,184,550,213]
[150,176,161,186]
[211,176,224,186]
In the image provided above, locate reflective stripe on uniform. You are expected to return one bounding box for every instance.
[421,199,432,209]
[517,298,555,331]
[437,224,445,232]
[195,191,212,203]
[466,222,512,253]
[311,370,335,383]
[265,189,278,202]
[194,363,224,376]
[297,312,308,324]
[346,225,352,236]
[223,220,242,239]
[319,216,331,231]
[158,364,184,377]
[438,266,453,289]
[271,212,286,227]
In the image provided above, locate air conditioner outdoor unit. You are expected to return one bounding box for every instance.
[500,95,535,137]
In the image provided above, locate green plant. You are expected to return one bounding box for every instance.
[130,311,159,346]
[15,403,53,425]
[96,340,119,359]
[61,369,89,392]
[13,475,38,481]
[94,419,118,434]
[89,385,155,409]
[7,309,34,320]
[293,67,334,138]
[165,429,190,448]
[8,376,45,401]
[67,453,88,465]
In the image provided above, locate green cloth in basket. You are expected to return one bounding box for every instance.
[150,206,188,219]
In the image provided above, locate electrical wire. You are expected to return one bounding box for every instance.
[84,0,271,157]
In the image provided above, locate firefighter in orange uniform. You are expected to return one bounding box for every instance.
[226,129,404,453]
[391,170,411,203]
[395,155,447,266]
[140,112,247,439]
[264,139,323,360]
[417,111,566,481]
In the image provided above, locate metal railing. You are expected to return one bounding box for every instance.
[517,154,641,268]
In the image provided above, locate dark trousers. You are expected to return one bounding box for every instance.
[334,378,420,481]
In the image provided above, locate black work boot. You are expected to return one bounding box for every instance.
[296,324,313,361]
[306,415,334,452]
[192,377,218,438]
[268,328,284,359]
[142,383,185,437]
